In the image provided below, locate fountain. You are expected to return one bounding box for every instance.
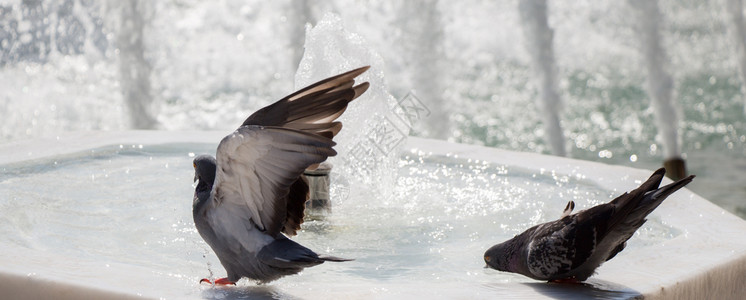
[1,1,743,208]
[113,0,158,129]
[518,0,567,157]
[724,0,746,116]
[1,2,746,299]
[288,0,314,70]
[395,0,450,140]
[303,162,333,213]
[295,13,405,197]
[627,0,686,180]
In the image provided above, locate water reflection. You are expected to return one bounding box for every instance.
[524,279,642,300]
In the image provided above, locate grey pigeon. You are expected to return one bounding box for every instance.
[484,168,694,282]
[192,66,370,285]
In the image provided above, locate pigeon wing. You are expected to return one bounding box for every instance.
[526,205,611,280]
[211,125,336,237]
[526,217,578,279]
[242,66,370,137]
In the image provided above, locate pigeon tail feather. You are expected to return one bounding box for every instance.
[629,172,695,224]
[318,255,354,262]
[257,238,350,269]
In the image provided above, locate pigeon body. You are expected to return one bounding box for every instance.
[484,168,694,282]
[192,66,369,283]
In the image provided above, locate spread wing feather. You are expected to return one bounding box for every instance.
[211,125,336,237]
[242,66,370,138]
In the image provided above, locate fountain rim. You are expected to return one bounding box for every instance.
[1,130,745,299]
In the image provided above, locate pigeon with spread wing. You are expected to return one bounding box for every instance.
[192,66,369,284]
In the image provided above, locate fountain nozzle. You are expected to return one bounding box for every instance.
[663,157,687,181]
[303,162,333,214]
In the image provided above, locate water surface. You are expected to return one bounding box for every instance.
[0,143,674,298]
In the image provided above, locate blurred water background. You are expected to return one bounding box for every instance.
[1,0,744,217]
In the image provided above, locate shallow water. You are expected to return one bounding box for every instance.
[0,143,675,297]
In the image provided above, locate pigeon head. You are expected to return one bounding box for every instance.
[193,155,217,192]
[484,239,520,272]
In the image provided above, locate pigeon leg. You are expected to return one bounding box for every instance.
[199,277,236,285]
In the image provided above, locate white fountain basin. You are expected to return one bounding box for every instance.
[0,131,745,300]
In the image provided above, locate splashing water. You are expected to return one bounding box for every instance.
[628,0,680,160]
[395,0,450,139]
[518,0,567,157]
[725,0,746,116]
[0,1,745,217]
[296,13,405,200]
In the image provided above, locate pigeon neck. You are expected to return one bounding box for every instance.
[512,246,528,274]
[193,180,213,211]
[509,233,531,274]
[195,178,212,194]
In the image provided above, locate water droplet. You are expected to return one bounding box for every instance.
[598,149,613,158]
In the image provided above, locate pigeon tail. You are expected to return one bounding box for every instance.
[606,168,666,229]
[318,255,354,262]
[632,171,695,222]
[257,238,350,269]
[645,174,695,205]
[605,171,694,261]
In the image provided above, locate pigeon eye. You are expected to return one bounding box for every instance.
[193,163,196,169]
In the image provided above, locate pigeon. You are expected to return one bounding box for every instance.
[484,168,695,282]
[192,66,370,285]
